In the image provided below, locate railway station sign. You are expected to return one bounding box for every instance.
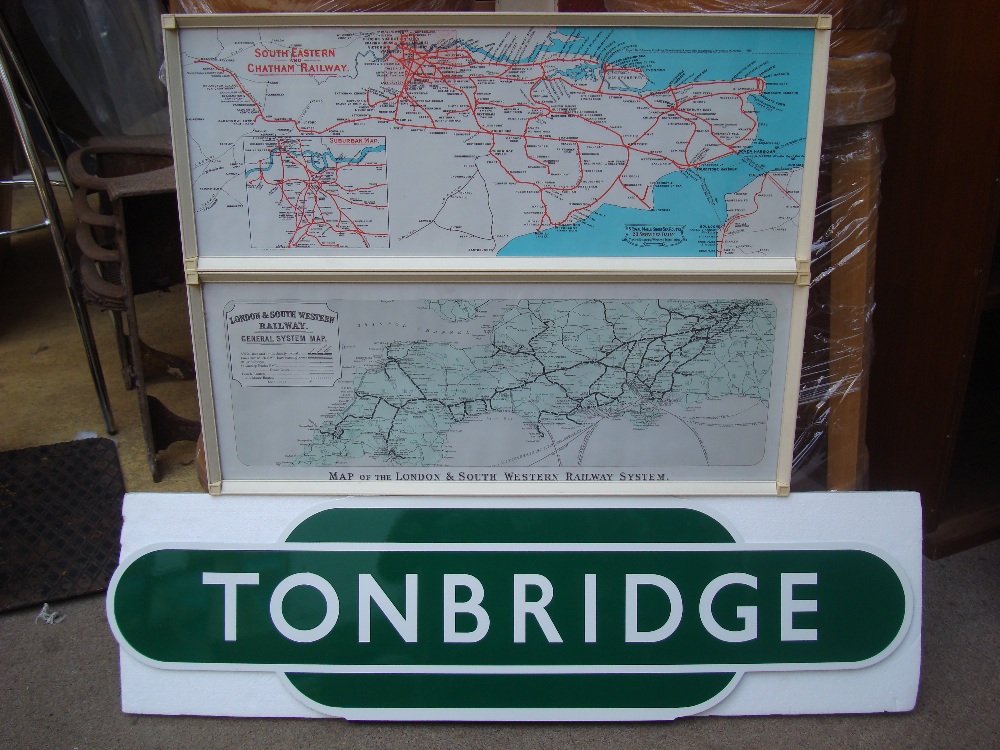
[109,492,921,720]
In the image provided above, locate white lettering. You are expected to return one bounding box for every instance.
[358,574,418,643]
[625,574,683,643]
[584,573,597,643]
[699,573,759,643]
[202,572,259,642]
[443,574,490,643]
[269,573,339,643]
[513,574,563,643]
[780,572,818,641]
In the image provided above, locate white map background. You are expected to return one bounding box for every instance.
[177,24,817,258]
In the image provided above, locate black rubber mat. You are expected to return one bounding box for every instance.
[0,438,124,612]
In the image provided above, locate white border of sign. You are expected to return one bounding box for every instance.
[113,491,921,720]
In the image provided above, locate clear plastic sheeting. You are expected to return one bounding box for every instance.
[603,0,902,56]
[22,0,169,136]
[606,0,902,491]
[795,123,885,491]
[167,0,898,491]
[169,0,476,11]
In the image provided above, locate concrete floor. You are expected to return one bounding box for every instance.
[2,192,1000,747]
[0,191,202,493]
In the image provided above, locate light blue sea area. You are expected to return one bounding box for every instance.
[492,26,815,257]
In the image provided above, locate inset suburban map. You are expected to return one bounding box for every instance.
[244,136,388,249]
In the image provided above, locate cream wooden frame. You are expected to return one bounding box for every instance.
[163,12,829,497]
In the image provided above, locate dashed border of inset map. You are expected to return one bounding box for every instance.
[243,135,389,250]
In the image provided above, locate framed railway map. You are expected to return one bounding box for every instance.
[165,13,829,268]
[164,13,829,495]
[190,278,806,496]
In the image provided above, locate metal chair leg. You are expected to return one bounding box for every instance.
[0,22,115,434]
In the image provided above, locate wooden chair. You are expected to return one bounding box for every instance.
[67,139,200,480]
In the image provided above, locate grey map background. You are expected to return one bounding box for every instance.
[201,282,794,485]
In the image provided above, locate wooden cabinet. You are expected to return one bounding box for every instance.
[867,0,1000,556]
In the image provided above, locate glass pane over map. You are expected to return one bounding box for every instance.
[176,22,818,259]
[201,282,794,487]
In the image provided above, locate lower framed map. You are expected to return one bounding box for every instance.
[191,280,804,496]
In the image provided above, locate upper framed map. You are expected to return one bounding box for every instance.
[164,13,830,268]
